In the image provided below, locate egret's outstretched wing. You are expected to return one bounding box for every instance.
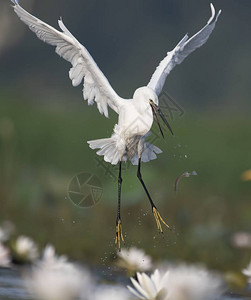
[11,0,124,118]
[147,3,221,96]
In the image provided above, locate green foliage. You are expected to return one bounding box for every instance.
[0,96,250,271]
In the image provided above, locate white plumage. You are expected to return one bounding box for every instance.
[11,0,123,118]
[148,4,221,95]
[11,0,221,167]
[11,0,221,248]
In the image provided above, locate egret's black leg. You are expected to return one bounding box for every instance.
[137,157,171,232]
[115,160,124,250]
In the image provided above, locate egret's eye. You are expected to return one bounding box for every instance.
[149,99,154,104]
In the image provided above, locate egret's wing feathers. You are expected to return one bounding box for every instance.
[11,0,124,117]
[147,3,221,96]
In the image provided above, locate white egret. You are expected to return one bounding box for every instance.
[11,0,221,249]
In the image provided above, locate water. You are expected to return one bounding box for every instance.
[0,267,249,300]
[0,268,31,300]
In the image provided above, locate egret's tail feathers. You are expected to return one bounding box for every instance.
[88,139,162,166]
[87,138,120,165]
[131,143,162,165]
[87,138,111,149]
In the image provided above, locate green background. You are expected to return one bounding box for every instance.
[0,0,250,272]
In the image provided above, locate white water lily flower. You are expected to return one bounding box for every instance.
[0,243,11,267]
[39,244,67,266]
[93,285,130,300]
[24,245,93,300]
[242,260,251,283]
[165,265,224,300]
[128,266,224,300]
[117,247,152,273]
[13,235,39,262]
[128,269,169,300]
[232,232,251,248]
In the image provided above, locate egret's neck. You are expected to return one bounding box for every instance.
[132,86,158,116]
[132,97,152,116]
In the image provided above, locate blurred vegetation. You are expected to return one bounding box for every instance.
[0,95,250,272]
[0,0,250,274]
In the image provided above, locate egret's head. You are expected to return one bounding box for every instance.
[132,86,173,137]
[133,86,159,106]
[133,87,173,138]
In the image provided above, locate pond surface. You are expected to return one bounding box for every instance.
[0,268,31,300]
[0,267,249,300]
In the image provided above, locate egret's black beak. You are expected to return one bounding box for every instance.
[150,100,174,138]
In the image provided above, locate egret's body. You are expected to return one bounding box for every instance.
[88,87,159,165]
[11,0,221,249]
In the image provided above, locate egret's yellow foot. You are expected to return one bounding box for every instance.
[152,207,171,233]
[115,219,124,251]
